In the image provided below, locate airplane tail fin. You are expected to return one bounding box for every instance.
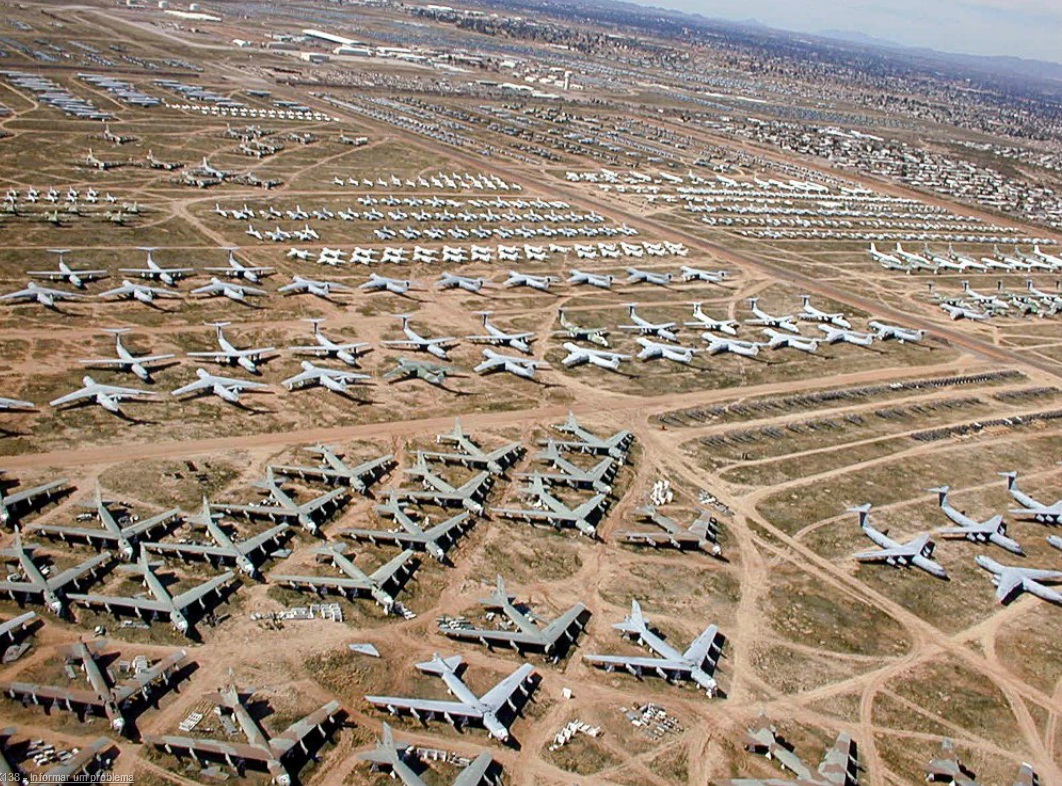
[417,653,463,675]
[999,471,1018,490]
[927,486,949,506]
[847,503,872,528]
[614,599,647,635]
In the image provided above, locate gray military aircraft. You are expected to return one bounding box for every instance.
[703,335,762,357]
[381,314,458,360]
[27,249,108,289]
[399,455,494,514]
[146,497,291,578]
[0,640,187,734]
[494,474,606,538]
[366,654,536,743]
[0,396,36,412]
[975,555,1062,605]
[850,504,948,579]
[474,349,547,380]
[212,469,347,535]
[440,575,587,657]
[715,731,859,786]
[437,272,485,293]
[735,721,817,780]
[1001,471,1062,523]
[291,319,369,367]
[171,368,272,405]
[636,337,702,364]
[685,302,739,335]
[187,322,275,375]
[420,419,522,474]
[466,312,535,354]
[360,273,412,295]
[97,279,181,306]
[0,473,69,528]
[342,493,471,563]
[144,684,343,786]
[554,308,609,347]
[69,546,234,636]
[928,486,1023,554]
[868,320,925,343]
[619,303,680,342]
[0,282,87,309]
[797,295,851,328]
[31,483,182,561]
[359,723,497,786]
[279,275,352,300]
[925,739,977,786]
[203,249,274,283]
[746,297,799,334]
[191,277,268,303]
[618,505,720,553]
[272,446,394,493]
[118,247,193,286]
[282,361,371,394]
[560,343,631,372]
[568,269,614,289]
[625,267,671,286]
[0,611,37,649]
[79,329,176,382]
[383,357,460,387]
[547,412,633,459]
[50,376,160,416]
[583,600,723,696]
[504,271,557,291]
[0,532,112,614]
[270,542,416,613]
[817,324,875,347]
[523,440,615,493]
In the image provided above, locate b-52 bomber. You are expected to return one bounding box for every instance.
[49,376,160,416]
[618,505,721,553]
[270,542,416,613]
[554,308,609,346]
[0,640,187,734]
[365,654,536,743]
[850,504,948,579]
[583,600,724,696]
[272,445,394,493]
[359,723,498,786]
[382,314,458,360]
[144,683,343,786]
[27,249,108,288]
[0,532,112,614]
[187,322,275,374]
[291,319,369,367]
[928,485,1023,554]
[211,468,347,534]
[420,418,522,474]
[398,455,493,514]
[118,247,193,286]
[466,311,535,354]
[203,249,274,283]
[31,483,181,561]
[494,474,606,538]
[68,545,234,636]
[1001,471,1062,523]
[439,575,587,657]
[523,440,615,493]
[342,492,471,563]
[79,328,176,382]
[715,731,859,786]
[975,555,1062,605]
[0,472,69,528]
[546,412,633,460]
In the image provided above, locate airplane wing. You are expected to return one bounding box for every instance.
[473,355,505,373]
[270,573,371,593]
[369,550,416,586]
[0,680,106,710]
[268,700,342,757]
[111,649,187,703]
[122,508,183,539]
[441,626,541,647]
[146,540,232,561]
[145,734,276,764]
[45,552,113,592]
[237,523,291,555]
[479,663,535,713]
[538,604,587,645]
[299,488,348,516]
[682,624,722,667]
[48,387,99,407]
[171,572,234,612]
[30,523,119,547]
[171,378,213,396]
[583,654,691,673]
[365,695,481,720]
[423,513,470,541]
[67,592,171,616]
[852,546,910,561]
[211,502,297,521]
[2,479,67,509]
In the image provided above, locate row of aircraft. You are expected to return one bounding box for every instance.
[932,279,1062,320]
[871,242,1062,275]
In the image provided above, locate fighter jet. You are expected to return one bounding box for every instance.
[187,322,275,374]
[925,739,978,786]
[583,600,723,696]
[561,343,631,372]
[850,504,948,579]
[619,304,680,342]
[31,483,181,561]
[746,297,799,333]
[360,273,412,295]
[554,309,609,347]
[397,456,493,514]
[0,533,112,615]
[381,314,458,360]
[171,368,273,405]
[1,282,88,309]
[494,474,605,538]
[282,361,371,394]
[466,312,535,354]
[191,277,268,304]
[437,272,485,292]
[419,419,522,474]
[568,269,614,289]
[928,486,1023,554]
[546,412,633,459]
[717,731,859,786]
[685,303,739,335]
[680,265,727,283]
[270,542,416,613]
[97,279,181,306]
[625,267,671,286]
[976,555,1062,605]
[0,473,69,528]
[816,324,875,347]
[504,271,557,291]
[365,654,536,743]
[272,446,394,493]
[289,319,369,367]
[1001,471,1062,523]
[144,684,342,786]
[145,497,290,578]
[27,249,108,288]
[203,250,274,283]
[762,328,819,353]
[279,275,352,299]
[474,349,546,380]
[212,468,347,535]
[383,357,459,388]
[798,295,851,328]
[618,505,720,553]
[358,723,496,786]
[79,329,175,382]
[342,493,471,563]
[49,376,160,416]
[868,320,925,343]
[440,575,587,656]
[523,440,615,493]
[118,247,193,286]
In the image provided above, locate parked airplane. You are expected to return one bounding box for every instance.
[171,368,273,405]
[358,723,496,786]
[1001,471,1062,523]
[619,303,680,342]
[97,279,181,306]
[343,493,470,563]
[0,282,87,309]
[79,329,175,382]
[619,505,720,552]
[504,271,557,291]
[203,250,274,283]
[422,419,522,475]
[360,273,412,295]
[466,312,535,354]
[798,295,851,328]
[924,738,978,786]
[0,473,69,528]
[191,277,268,303]
[279,275,352,299]
[283,361,371,394]
[561,343,631,372]
[625,267,671,286]
[0,532,112,614]
[761,328,819,353]
[437,272,485,292]
[685,303,738,335]
[399,456,492,514]
[746,298,799,333]
[868,242,906,270]
[868,320,925,343]
[118,248,193,286]
[289,319,369,367]
[271,542,416,612]
[928,485,1023,554]
[939,301,990,321]
[568,269,613,289]
[272,446,394,493]
[850,504,948,579]
[548,412,633,459]
[187,322,275,374]
[817,324,875,346]
[382,357,459,387]
[976,555,1062,605]
[583,600,723,696]
[525,441,615,493]
[50,376,160,416]
[494,474,605,538]
[27,249,108,288]
[382,315,457,360]
[554,309,609,346]
[212,468,347,535]
[717,731,859,786]
[365,654,536,743]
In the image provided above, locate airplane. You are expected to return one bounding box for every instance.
[381,314,458,360]
[583,600,723,696]
[171,368,273,405]
[494,473,605,538]
[1033,245,1062,267]
[203,250,274,283]
[382,357,459,387]
[850,504,948,579]
[440,575,587,656]
[762,328,819,353]
[358,723,496,786]
[868,242,908,270]
[27,249,108,288]
[561,343,631,372]
[360,273,412,295]
[422,418,523,474]
[680,265,727,283]
[524,440,616,493]
[975,555,1062,605]
[746,298,800,333]
[282,361,371,394]
[717,731,859,786]
[342,492,471,563]
[568,269,613,289]
[1000,471,1062,523]
[474,349,547,380]
[365,654,536,743]
[625,267,671,286]
[554,309,609,347]
[927,486,1023,554]
[270,542,416,613]
[1024,280,1062,306]
[0,532,112,615]
[798,295,851,328]
[547,412,633,459]
[79,328,175,382]
[816,325,875,347]
[49,376,160,416]
[962,280,1010,310]
[272,445,394,493]
[618,505,720,553]
[924,739,978,786]
[504,271,557,291]
[398,456,493,514]
[187,322,275,375]
[146,497,290,578]
[0,473,69,528]
[939,301,990,321]
[437,272,485,293]
[466,312,535,354]
[144,684,342,786]
[1012,764,1039,786]
[619,303,680,342]
[97,279,181,306]
[279,275,352,299]
[31,483,182,561]
[893,243,936,271]
[118,248,193,287]
[1,282,88,309]
[289,319,369,368]
[685,303,739,335]
[0,396,36,412]
[191,277,268,303]
[212,468,347,535]
[868,320,925,343]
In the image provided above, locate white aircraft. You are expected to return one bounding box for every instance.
[172,368,272,405]
[474,349,547,380]
[1001,471,1062,524]
[762,328,819,353]
[679,265,726,283]
[892,243,935,271]
[817,324,875,346]
[437,272,484,292]
[187,322,275,374]
[798,295,851,328]
[381,314,457,360]
[0,396,36,411]
[702,335,760,357]
[850,504,948,579]
[203,250,274,283]
[118,247,193,287]
[619,303,680,342]
[279,275,353,299]
[466,311,535,354]
[561,343,631,372]
[1024,280,1062,306]
[746,297,800,333]
[625,267,671,286]
[282,361,371,394]
[504,271,557,291]
[928,486,1023,555]
[50,376,160,416]
[360,274,412,295]
[0,282,87,309]
[291,319,368,366]
[1033,245,1062,267]
[961,281,1009,311]
[939,302,989,321]
[79,329,175,382]
[976,555,1062,605]
[100,278,182,306]
[868,320,925,343]
[191,277,268,303]
[868,242,907,270]
[635,337,701,365]
[684,303,738,335]
[27,249,108,289]
[568,270,614,289]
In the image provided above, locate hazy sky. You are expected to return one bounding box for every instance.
[641,0,1062,63]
